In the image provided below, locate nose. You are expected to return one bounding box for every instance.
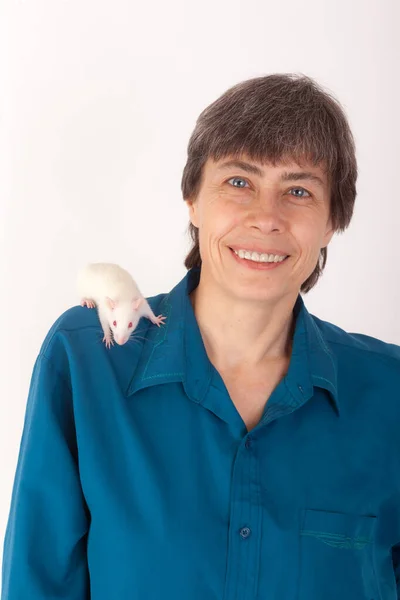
[117,336,127,345]
[246,194,286,233]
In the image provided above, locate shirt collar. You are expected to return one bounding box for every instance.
[126,267,340,416]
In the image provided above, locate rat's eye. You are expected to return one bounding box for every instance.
[113,320,117,327]
[128,322,133,328]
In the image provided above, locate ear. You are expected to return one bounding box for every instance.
[132,297,143,311]
[185,198,199,228]
[106,296,117,310]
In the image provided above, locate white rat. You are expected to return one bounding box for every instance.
[76,262,166,348]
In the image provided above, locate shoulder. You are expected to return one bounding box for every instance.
[37,292,169,386]
[310,312,400,375]
[309,314,400,457]
[43,294,167,347]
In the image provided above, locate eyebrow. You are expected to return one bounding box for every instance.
[216,159,326,187]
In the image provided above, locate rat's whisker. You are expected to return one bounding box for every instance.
[126,338,144,349]
[128,334,145,343]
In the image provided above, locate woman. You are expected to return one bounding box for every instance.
[3,73,400,599]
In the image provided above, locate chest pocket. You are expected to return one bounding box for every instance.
[297,508,381,600]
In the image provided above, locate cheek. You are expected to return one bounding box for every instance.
[202,200,242,238]
[199,218,235,257]
[295,228,325,264]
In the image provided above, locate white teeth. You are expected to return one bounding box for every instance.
[233,249,287,263]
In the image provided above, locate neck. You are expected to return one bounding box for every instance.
[189,273,297,373]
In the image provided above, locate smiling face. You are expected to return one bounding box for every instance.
[185,153,335,302]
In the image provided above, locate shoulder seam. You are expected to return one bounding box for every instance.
[322,337,400,366]
[39,352,73,394]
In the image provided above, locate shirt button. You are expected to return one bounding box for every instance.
[239,527,251,539]
[298,384,304,393]
[245,437,252,449]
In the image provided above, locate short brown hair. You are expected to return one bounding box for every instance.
[180,73,357,293]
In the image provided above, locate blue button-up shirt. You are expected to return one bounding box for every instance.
[3,266,400,599]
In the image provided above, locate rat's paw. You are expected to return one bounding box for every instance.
[153,314,167,327]
[102,335,114,349]
[81,298,96,309]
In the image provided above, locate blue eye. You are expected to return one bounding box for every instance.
[290,187,311,198]
[227,177,249,188]
[227,177,311,198]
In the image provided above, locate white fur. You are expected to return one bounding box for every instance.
[76,262,160,346]
[76,262,141,303]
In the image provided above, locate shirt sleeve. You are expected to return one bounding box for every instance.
[392,542,400,598]
[1,352,90,599]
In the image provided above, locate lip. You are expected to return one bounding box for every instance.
[229,245,289,257]
[229,247,290,270]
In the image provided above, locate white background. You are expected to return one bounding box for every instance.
[1,0,399,580]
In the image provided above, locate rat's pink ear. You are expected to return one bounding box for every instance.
[106,296,117,310]
[132,297,143,310]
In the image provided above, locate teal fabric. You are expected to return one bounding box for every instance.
[3,266,400,599]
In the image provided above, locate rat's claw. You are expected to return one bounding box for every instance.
[153,314,167,327]
[102,335,114,349]
[81,298,96,309]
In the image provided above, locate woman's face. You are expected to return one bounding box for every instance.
[185,153,335,302]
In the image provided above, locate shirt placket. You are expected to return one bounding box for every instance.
[223,435,262,600]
